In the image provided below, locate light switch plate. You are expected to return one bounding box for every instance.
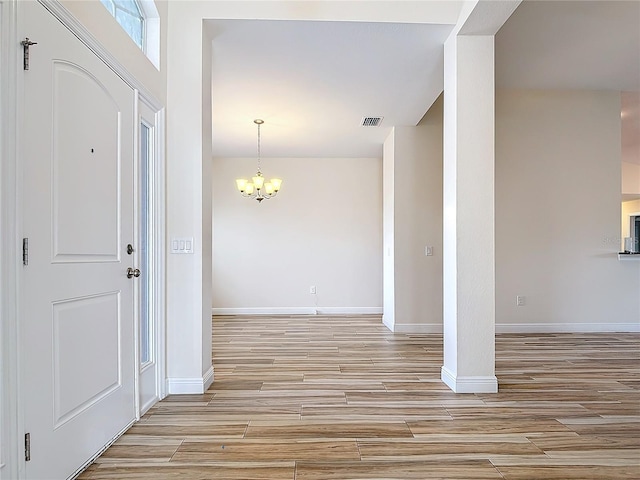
[170,237,194,254]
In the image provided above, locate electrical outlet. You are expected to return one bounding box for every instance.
[309,286,317,295]
[516,295,525,307]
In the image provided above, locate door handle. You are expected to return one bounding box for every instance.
[127,267,141,279]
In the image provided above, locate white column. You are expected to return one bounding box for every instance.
[165,3,213,394]
[382,131,396,331]
[441,33,498,393]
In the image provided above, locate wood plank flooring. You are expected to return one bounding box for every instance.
[78,315,640,479]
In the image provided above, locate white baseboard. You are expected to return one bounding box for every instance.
[203,365,214,391]
[212,307,383,316]
[393,323,442,334]
[374,322,640,334]
[139,396,157,417]
[441,366,498,393]
[317,307,382,315]
[212,307,315,316]
[210,311,639,333]
[382,315,394,332]
[166,365,214,395]
[496,322,640,334]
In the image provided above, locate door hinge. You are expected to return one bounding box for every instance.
[25,432,31,462]
[22,238,29,266]
[20,38,38,71]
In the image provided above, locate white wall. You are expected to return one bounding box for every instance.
[496,89,640,332]
[384,99,444,333]
[212,157,382,314]
[165,1,213,393]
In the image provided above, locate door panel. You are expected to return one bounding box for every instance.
[53,292,121,427]
[20,2,136,479]
[52,61,120,261]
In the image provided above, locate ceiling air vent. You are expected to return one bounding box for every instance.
[361,116,383,127]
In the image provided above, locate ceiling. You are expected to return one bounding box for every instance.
[209,1,639,161]
[208,19,454,158]
[496,0,640,165]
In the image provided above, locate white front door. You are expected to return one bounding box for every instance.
[20,2,137,478]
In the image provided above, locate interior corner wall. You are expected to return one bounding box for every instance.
[382,97,444,334]
[496,89,640,333]
[200,25,213,382]
[211,157,382,315]
[393,127,443,332]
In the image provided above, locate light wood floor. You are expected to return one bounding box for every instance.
[79,315,640,479]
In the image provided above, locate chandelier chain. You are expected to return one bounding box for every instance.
[257,122,261,173]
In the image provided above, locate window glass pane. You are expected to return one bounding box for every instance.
[117,0,144,16]
[115,9,144,48]
[100,0,116,16]
[100,0,145,50]
[140,123,151,365]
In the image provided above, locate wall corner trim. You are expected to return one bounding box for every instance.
[441,366,498,393]
[166,365,214,395]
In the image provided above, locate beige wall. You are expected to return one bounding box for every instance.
[212,156,382,313]
[622,162,640,196]
[382,97,444,332]
[496,89,640,331]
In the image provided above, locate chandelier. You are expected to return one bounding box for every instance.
[235,119,282,202]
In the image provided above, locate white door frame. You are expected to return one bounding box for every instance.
[135,96,167,418]
[1,1,21,479]
[0,0,166,477]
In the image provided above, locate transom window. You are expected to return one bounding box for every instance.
[100,0,145,49]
